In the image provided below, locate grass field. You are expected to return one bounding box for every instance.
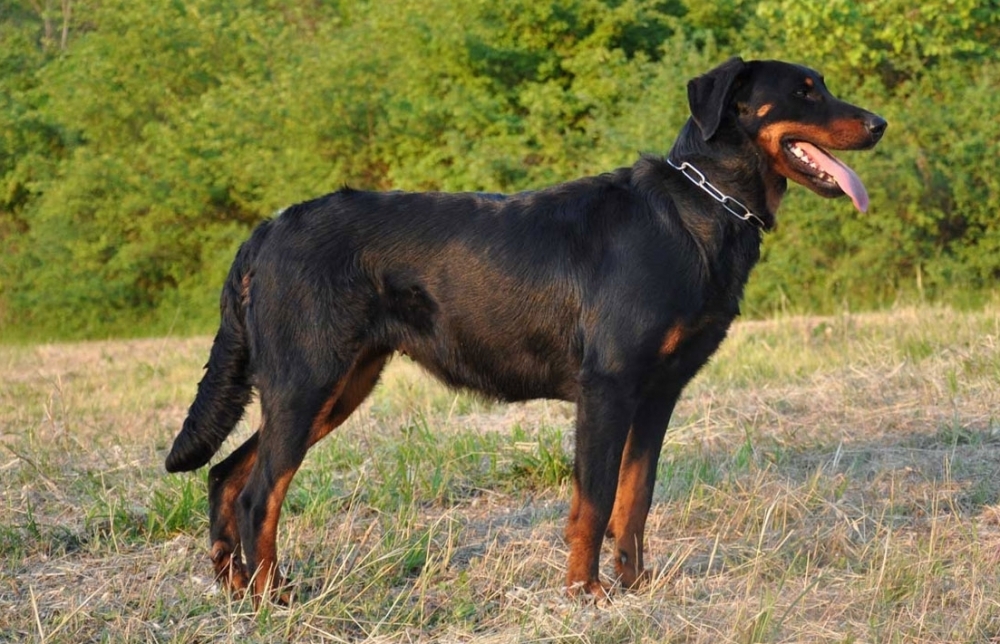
[2,307,1000,643]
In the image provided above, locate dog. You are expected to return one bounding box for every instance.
[165,57,886,602]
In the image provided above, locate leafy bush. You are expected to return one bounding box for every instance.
[0,0,997,339]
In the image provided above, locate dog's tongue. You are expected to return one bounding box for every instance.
[795,142,869,212]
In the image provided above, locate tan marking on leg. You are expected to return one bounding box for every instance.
[607,436,654,588]
[246,354,387,606]
[564,480,610,596]
[309,383,346,445]
[251,468,296,604]
[308,355,387,447]
[209,433,260,594]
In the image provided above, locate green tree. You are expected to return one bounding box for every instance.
[1,0,998,338]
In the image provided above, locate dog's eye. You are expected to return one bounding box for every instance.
[794,88,817,101]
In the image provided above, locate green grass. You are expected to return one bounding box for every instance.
[2,307,1000,642]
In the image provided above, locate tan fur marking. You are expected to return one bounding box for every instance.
[309,386,345,444]
[659,324,685,357]
[756,103,774,118]
[564,481,608,595]
[252,468,296,601]
[240,272,252,307]
[308,355,388,446]
[758,120,870,158]
[607,435,654,588]
[210,433,260,593]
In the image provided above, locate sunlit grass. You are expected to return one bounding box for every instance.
[2,307,999,642]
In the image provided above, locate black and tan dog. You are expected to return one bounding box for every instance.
[166,57,886,602]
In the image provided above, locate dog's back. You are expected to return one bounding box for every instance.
[248,168,653,402]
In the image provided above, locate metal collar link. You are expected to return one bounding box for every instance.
[666,158,767,230]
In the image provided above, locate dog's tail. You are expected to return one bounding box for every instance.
[164,223,271,473]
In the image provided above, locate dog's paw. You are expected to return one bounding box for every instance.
[210,540,250,594]
[565,578,613,602]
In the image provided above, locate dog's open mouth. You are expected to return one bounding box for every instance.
[783,141,869,212]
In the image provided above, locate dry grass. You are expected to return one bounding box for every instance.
[2,307,1000,643]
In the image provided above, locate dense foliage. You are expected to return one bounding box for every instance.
[1,0,998,340]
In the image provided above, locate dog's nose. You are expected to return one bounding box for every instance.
[866,115,887,142]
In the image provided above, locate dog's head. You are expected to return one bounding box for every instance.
[687,57,886,212]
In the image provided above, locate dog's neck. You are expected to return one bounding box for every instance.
[668,119,786,229]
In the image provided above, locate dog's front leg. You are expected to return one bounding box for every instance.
[606,390,679,588]
[564,371,636,595]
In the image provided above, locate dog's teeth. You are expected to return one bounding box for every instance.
[788,143,839,184]
[789,144,812,164]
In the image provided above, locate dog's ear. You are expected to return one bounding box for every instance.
[687,57,748,141]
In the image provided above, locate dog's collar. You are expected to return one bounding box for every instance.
[666,157,767,230]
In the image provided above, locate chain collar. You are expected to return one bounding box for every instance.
[666,157,767,230]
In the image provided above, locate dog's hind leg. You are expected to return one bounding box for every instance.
[207,431,259,595]
[306,351,388,447]
[236,351,389,604]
